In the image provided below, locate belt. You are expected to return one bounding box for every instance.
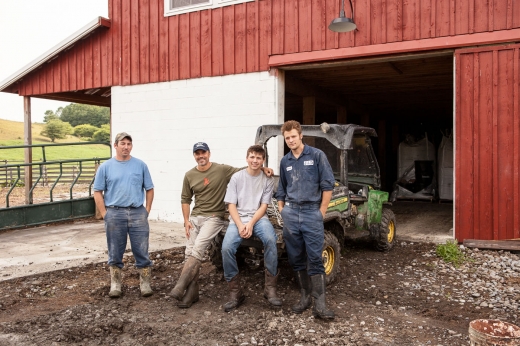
[106,205,141,209]
[285,202,320,209]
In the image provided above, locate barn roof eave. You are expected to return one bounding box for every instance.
[0,16,111,93]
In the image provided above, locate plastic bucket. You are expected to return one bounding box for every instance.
[469,319,520,345]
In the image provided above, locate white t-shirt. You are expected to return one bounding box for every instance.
[224,170,274,224]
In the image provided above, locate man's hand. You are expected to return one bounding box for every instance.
[277,201,285,213]
[319,207,327,219]
[238,223,248,238]
[241,223,253,239]
[184,221,193,239]
[261,167,274,177]
[101,210,107,219]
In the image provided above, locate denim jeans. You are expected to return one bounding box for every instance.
[281,204,325,276]
[185,216,228,261]
[104,205,152,269]
[221,218,278,282]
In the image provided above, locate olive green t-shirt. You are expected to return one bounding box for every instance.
[181,163,243,218]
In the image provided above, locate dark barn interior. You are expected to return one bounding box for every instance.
[283,52,454,194]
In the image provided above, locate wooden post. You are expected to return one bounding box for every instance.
[378,119,387,190]
[337,106,347,124]
[303,96,315,146]
[24,96,33,205]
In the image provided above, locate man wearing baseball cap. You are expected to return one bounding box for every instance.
[93,132,155,298]
[171,141,272,308]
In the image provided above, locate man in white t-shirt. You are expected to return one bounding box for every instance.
[221,145,282,312]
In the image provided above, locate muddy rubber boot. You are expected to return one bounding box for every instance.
[178,278,199,308]
[109,266,122,298]
[264,269,282,308]
[291,270,312,313]
[310,274,335,320]
[138,267,153,297]
[171,256,201,301]
[223,275,245,312]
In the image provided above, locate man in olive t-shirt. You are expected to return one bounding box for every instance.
[171,142,272,309]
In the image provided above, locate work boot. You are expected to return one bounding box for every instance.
[264,269,282,308]
[171,256,201,300]
[291,270,312,313]
[109,266,122,298]
[223,275,245,312]
[178,278,199,308]
[138,267,153,297]
[310,274,335,320]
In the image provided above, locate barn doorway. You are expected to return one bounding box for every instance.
[282,51,454,243]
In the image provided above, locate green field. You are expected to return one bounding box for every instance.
[0,119,111,162]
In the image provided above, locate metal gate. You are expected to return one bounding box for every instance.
[0,142,111,230]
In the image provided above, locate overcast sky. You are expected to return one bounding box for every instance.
[0,1,109,123]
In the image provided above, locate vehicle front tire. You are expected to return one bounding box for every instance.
[322,230,341,285]
[374,208,396,252]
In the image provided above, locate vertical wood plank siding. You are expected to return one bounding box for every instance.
[456,44,520,241]
[17,0,520,95]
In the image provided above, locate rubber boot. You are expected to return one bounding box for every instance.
[171,256,201,300]
[310,274,335,320]
[178,277,199,308]
[264,269,282,308]
[291,270,312,313]
[138,267,153,297]
[109,266,122,298]
[223,275,245,312]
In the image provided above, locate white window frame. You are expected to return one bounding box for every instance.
[164,0,255,16]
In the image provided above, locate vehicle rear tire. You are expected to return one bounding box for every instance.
[374,208,396,252]
[322,230,341,285]
[207,233,224,270]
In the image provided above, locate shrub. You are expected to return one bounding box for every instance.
[40,119,73,142]
[73,124,99,139]
[92,126,110,142]
[436,239,469,267]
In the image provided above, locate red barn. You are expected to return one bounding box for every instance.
[1,0,519,241]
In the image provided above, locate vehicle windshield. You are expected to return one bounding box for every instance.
[306,135,378,183]
[346,135,379,180]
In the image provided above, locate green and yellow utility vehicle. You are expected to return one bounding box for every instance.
[208,123,396,284]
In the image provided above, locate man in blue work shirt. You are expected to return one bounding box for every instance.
[277,120,335,319]
[94,132,155,298]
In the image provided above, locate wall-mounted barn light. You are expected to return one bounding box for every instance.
[328,0,357,33]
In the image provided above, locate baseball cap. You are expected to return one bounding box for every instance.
[114,132,132,143]
[193,142,210,152]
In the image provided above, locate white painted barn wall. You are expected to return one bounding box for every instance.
[110,71,283,222]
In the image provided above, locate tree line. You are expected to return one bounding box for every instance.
[41,104,110,142]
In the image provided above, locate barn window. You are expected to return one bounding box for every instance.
[164,0,254,16]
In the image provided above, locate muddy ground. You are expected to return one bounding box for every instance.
[1,236,516,346]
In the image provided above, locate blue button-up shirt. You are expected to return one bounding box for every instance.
[277,145,335,205]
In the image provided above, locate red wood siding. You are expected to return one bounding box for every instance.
[455,44,520,241]
[17,0,520,96]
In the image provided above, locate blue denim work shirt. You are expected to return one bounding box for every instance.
[276,145,335,205]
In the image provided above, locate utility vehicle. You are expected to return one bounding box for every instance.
[208,123,396,284]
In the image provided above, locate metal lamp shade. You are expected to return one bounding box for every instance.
[328,17,357,33]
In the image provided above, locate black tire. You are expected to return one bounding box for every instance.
[207,233,224,270]
[374,208,396,252]
[322,230,341,285]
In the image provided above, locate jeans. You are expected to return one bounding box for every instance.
[185,216,228,261]
[281,204,325,276]
[104,205,152,269]
[221,218,278,282]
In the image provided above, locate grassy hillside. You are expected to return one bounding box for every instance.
[0,119,111,162]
